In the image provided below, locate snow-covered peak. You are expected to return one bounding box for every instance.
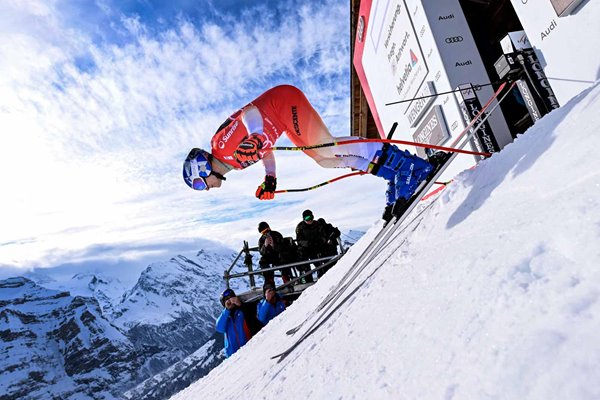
[171,82,600,399]
[0,277,71,310]
[111,249,239,328]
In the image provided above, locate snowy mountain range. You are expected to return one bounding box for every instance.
[0,248,245,399]
[110,251,234,378]
[1,232,360,399]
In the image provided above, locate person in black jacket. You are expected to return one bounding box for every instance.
[257,221,296,285]
[295,210,341,279]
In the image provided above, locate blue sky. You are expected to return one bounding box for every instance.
[0,0,385,279]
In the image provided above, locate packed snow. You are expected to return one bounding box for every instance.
[171,81,600,400]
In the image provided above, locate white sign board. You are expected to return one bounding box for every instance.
[354,0,513,182]
[374,0,429,101]
[406,81,436,127]
[510,0,600,104]
[500,30,532,54]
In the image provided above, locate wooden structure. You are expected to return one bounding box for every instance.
[350,0,379,138]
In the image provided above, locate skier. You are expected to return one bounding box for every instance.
[256,283,286,326]
[183,84,444,220]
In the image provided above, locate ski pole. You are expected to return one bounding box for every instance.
[273,81,510,158]
[384,80,504,106]
[274,171,366,193]
[273,137,491,158]
[275,173,448,195]
[274,82,512,195]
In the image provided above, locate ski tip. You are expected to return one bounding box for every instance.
[271,352,289,363]
[286,327,299,335]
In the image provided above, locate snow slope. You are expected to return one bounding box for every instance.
[171,81,600,400]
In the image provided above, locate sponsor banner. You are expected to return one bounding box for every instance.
[510,0,600,104]
[354,0,513,185]
[422,0,512,148]
[456,84,500,158]
[412,105,450,158]
[516,80,543,122]
[377,0,429,102]
[406,81,436,127]
[354,0,430,137]
[520,49,560,110]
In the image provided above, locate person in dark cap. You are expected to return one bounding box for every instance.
[215,288,258,358]
[256,282,286,325]
[295,210,341,280]
[302,210,313,221]
[257,222,296,285]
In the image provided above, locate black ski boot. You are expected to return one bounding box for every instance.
[382,204,394,223]
[391,197,410,218]
[382,180,396,223]
[427,151,452,172]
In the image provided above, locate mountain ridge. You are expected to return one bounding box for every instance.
[0,246,243,400]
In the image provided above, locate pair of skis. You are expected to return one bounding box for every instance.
[271,80,516,362]
[271,154,450,362]
[276,196,442,349]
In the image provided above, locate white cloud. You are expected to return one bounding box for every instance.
[0,0,384,272]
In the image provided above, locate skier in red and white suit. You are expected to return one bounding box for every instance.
[183,85,437,220]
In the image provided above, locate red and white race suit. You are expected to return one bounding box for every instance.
[210,85,382,176]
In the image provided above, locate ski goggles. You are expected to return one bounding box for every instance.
[222,288,235,298]
[183,149,213,191]
[192,176,208,191]
[220,288,236,306]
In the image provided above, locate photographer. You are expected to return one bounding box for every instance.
[257,221,295,285]
[215,288,261,358]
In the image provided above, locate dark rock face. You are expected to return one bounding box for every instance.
[1,248,243,399]
[0,277,138,400]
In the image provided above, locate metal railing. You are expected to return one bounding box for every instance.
[223,238,346,301]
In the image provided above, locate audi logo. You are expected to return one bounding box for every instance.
[358,16,365,42]
[445,36,463,44]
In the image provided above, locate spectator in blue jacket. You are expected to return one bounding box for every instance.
[257,283,286,325]
[215,288,254,358]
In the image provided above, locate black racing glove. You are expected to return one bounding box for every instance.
[234,134,265,165]
[256,175,277,200]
